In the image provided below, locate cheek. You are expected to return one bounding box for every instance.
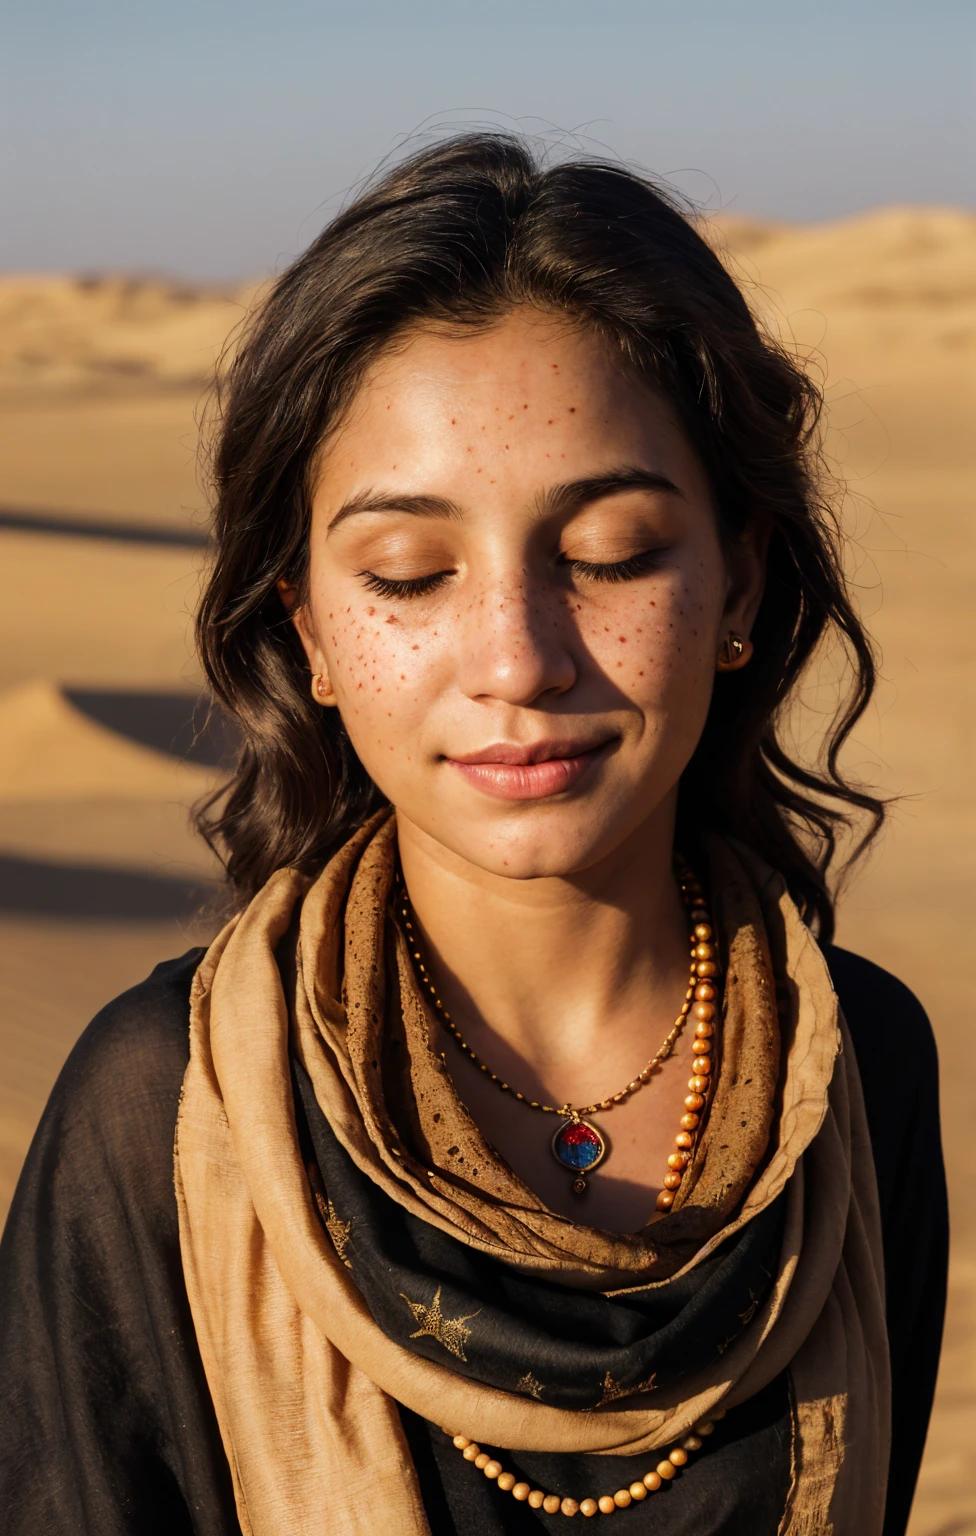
[313,587,451,760]
[579,569,718,699]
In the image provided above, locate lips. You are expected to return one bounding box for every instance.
[446,738,612,801]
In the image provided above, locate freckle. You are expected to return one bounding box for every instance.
[490,478,496,484]
[547,419,553,425]
[522,403,528,409]
[505,444,509,449]
[569,407,576,413]
[508,414,514,420]
[400,674,406,680]
[639,670,644,676]
[412,645,419,651]
[617,661,623,668]
[619,635,627,642]
[385,614,398,625]
[451,417,456,424]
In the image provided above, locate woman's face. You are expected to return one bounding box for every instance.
[286,309,764,881]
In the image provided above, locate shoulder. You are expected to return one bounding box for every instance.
[53,948,203,1122]
[821,943,937,1069]
[11,949,205,1226]
[820,943,941,1217]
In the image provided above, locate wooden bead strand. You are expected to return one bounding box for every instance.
[445,1410,727,1515]
[655,872,721,1213]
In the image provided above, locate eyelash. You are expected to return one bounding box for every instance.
[357,570,454,600]
[357,548,664,600]
[564,548,665,583]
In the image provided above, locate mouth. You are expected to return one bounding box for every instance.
[445,737,615,801]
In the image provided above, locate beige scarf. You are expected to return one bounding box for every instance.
[175,815,890,1534]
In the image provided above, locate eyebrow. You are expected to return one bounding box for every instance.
[327,491,463,534]
[538,467,684,519]
[325,466,682,535]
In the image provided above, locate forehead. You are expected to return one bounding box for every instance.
[320,309,685,467]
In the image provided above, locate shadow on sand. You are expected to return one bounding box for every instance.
[0,854,221,921]
[65,689,238,768]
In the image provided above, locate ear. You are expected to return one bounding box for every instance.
[276,578,337,705]
[720,519,769,644]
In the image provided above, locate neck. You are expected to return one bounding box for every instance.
[395,808,691,1106]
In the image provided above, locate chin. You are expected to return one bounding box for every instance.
[436,810,624,882]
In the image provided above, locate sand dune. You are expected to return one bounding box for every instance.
[0,275,256,397]
[0,205,973,1533]
[0,680,221,876]
[0,679,216,800]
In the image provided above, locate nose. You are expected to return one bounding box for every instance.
[456,575,577,706]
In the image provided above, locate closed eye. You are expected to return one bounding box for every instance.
[357,569,455,599]
[564,548,667,583]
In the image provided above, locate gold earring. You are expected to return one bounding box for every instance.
[310,672,337,706]
[716,634,752,672]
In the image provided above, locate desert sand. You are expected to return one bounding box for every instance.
[0,209,973,1531]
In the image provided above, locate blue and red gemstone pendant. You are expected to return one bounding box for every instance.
[551,1114,607,1194]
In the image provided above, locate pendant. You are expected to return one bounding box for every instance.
[551,1115,607,1195]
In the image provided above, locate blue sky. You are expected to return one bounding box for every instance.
[4,0,973,277]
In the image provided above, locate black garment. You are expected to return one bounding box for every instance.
[0,946,947,1535]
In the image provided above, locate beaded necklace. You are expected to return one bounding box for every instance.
[442,1408,727,1517]
[398,864,720,1206]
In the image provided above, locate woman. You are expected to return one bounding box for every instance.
[0,136,946,1535]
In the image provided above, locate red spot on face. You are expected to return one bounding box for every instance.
[569,406,576,413]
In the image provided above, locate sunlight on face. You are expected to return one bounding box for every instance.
[289,309,762,880]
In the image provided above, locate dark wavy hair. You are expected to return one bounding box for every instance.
[195,132,883,940]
